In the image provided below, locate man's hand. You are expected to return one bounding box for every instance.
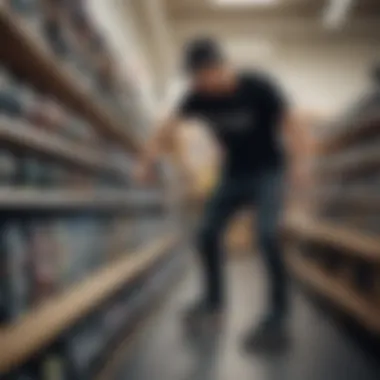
[133,116,181,185]
[133,160,156,185]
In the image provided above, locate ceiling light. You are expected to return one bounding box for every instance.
[323,0,354,29]
[212,0,279,7]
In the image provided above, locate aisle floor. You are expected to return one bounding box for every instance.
[113,255,379,380]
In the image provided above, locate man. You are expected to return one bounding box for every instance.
[135,38,289,350]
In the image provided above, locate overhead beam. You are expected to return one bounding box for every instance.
[170,16,380,44]
[323,0,355,29]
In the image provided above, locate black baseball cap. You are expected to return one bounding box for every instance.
[184,38,224,74]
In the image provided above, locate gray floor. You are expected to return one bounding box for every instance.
[113,256,379,380]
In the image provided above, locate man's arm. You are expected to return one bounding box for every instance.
[135,115,183,184]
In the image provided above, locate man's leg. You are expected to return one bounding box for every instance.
[256,167,287,321]
[188,175,246,320]
[243,167,288,350]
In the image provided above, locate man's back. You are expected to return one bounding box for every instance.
[179,72,287,175]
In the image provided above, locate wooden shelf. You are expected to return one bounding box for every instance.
[0,6,142,155]
[288,253,380,334]
[0,119,130,179]
[315,144,380,180]
[0,189,166,214]
[285,214,380,263]
[94,255,185,380]
[318,112,380,154]
[315,190,380,213]
[0,234,180,375]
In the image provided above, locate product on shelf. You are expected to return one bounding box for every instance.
[39,0,68,57]
[0,68,35,119]
[29,221,60,305]
[40,351,67,380]
[0,2,175,378]
[63,114,98,145]
[1,222,31,321]
[6,0,45,51]
[0,148,17,189]
[0,88,24,118]
[58,216,108,288]
[65,313,107,380]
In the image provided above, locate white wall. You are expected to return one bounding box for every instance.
[234,41,380,114]
[86,0,157,117]
[169,16,380,115]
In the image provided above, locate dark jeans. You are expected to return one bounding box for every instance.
[197,166,287,319]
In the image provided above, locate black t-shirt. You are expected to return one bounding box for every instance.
[178,72,287,175]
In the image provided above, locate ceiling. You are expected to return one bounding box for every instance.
[164,0,380,21]
[163,0,380,45]
[160,0,380,113]
[165,0,323,18]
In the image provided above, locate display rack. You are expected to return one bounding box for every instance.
[0,6,142,154]
[316,145,380,180]
[317,110,380,155]
[286,213,380,262]
[0,189,165,214]
[0,3,184,379]
[0,234,179,375]
[285,106,380,335]
[0,120,129,179]
[288,251,380,333]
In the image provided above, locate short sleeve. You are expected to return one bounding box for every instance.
[256,74,288,122]
[176,94,197,119]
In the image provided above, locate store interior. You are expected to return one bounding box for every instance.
[0,0,379,379]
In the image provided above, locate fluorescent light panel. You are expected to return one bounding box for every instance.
[212,0,279,6]
[323,0,354,29]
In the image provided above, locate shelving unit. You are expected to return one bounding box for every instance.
[0,120,129,179]
[288,252,380,334]
[317,110,380,155]
[313,190,380,216]
[0,189,166,214]
[286,213,380,263]
[285,104,380,336]
[0,2,184,379]
[0,6,142,155]
[316,144,380,180]
[0,234,179,375]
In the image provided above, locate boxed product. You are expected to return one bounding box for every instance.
[64,313,107,380]
[58,216,106,289]
[6,0,44,48]
[0,147,17,189]
[29,220,60,306]
[1,222,31,321]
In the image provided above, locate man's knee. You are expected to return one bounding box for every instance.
[258,227,286,276]
[258,228,279,255]
[197,225,220,253]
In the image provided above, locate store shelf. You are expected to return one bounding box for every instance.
[0,119,130,179]
[0,6,141,155]
[93,253,186,380]
[316,190,380,213]
[285,213,380,263]
[319,111,380,154]
[0,189,166,214]
[316,144,380,180]
[0,233,180,375]
[288,253,380,334]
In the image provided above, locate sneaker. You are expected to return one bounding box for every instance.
[242,316,289,353]
[182,300,224,334]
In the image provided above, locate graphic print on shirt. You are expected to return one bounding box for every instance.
[204,109,256,133]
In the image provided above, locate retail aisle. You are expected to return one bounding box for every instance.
[111,255,379,380]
